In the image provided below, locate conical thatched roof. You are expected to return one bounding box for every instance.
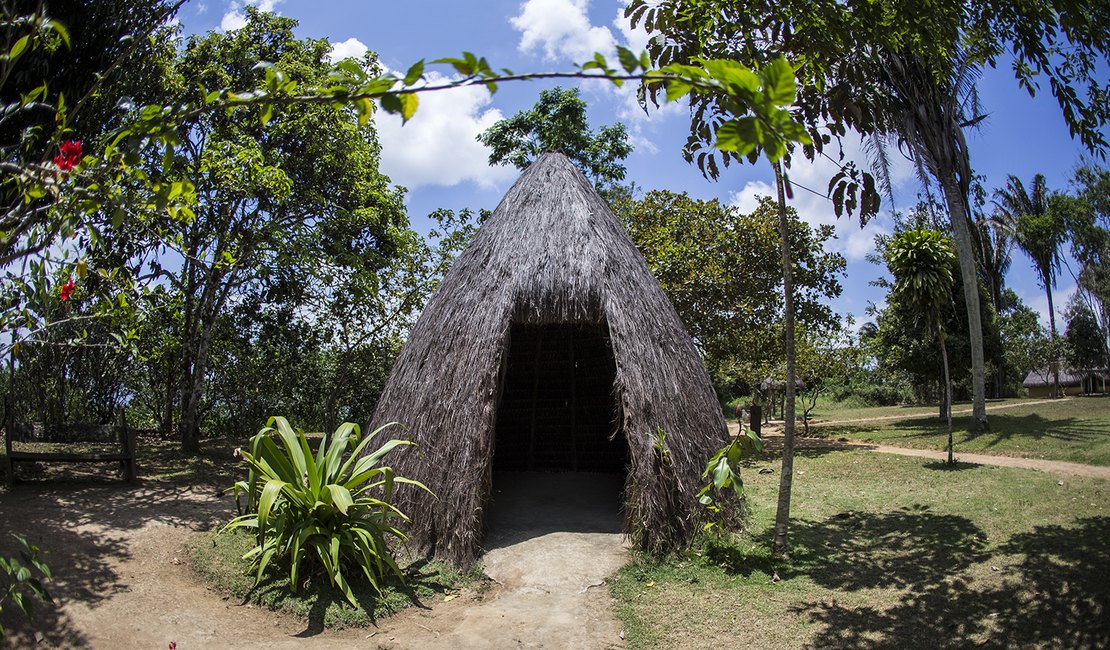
[370,152,729,565]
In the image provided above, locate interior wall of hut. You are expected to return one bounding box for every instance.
[492,323,626,475]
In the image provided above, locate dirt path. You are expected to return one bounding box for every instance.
[745,432,1110,479]
[0,474,629,649]
[852,442,1110,478]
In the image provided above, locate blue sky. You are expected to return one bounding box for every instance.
[179,0,1105,331]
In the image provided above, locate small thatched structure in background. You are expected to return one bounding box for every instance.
[1023,367,1108,397]
[369,152,728,565]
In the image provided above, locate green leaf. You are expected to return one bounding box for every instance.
[762,57,797,106]
[712,456,731,489]
[403,59,425,85]
[380,93,402,116]
[444,57,473,75]
[43,19,71,47]
[399,93,418,123]
[10,35,30,59]
[715,117,760,155]
[665,79,692,103]
[617,46,640,74]
[701,58,760,94]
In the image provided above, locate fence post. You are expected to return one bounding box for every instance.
[118,412,136,483]
[4,423,13,488]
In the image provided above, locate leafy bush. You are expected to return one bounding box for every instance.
[697,428,763,533]
[0,534,52,638]
[224,417,428,606]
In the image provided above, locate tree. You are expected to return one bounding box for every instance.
[885,228,958,463]
[794,325,858,436]
[996,174,1067,396]
[628,0,1110,443]
[997,289,1054,395]
[2,0,812,459]
[153,9,407,452]
[1069,165,1110,362]
[477,86,632,191]
[614,191,844,380]
[1063,294,1108,378]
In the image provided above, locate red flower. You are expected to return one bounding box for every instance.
[53,140,83,171]
[59,278,75,301]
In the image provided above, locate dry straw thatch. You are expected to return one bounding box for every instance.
[369,152,729,565]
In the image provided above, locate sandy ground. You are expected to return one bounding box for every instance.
[0,473,629,649]
[3,412,1107,648]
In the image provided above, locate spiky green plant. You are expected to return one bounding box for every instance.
[224,417,429,606]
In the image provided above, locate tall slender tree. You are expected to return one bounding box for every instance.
[996,174,1067,396]
[885,228,958,463]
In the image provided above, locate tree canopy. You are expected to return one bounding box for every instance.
[477,86,632,191]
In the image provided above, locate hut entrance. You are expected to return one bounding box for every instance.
[486,323,625,546]
[492,323,626,474]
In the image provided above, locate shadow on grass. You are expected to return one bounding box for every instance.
[822,411,1109,451]
[788,512,1110,649]
[790,504,989,591]
[922,461,979,472]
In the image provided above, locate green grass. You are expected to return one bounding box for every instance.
[808,396,1032,421]
[609,447,1110,649]
[189,526,486,629]
[813,395,1110,466]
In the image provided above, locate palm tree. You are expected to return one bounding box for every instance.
[866,48,990,431]
[974,204,1015,397]
[995,174,1067,396]
[886,228,958,463]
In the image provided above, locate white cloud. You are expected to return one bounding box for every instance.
[220,9,247,31]
[727,135,911,262]
[1023,283,1075,330]
[328,37,369,62]
[512,0,617,62]
[196,2,209,15]
[510,0,681,145]
[375,71,517,190]
[219,0,283,32]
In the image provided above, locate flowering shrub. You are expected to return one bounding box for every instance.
[58,278,75,301]
[52,140,82,171]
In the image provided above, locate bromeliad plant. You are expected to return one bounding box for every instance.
[697,427,764,532]
[224,417,429,607]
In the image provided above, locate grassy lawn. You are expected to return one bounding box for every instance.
[811,395,1110,466]
[807,396,1032,422]
[610,447,1110,649]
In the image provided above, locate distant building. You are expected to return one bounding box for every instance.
[1023,367,1108,397]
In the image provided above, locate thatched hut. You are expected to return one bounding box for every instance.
[370,152,728,565]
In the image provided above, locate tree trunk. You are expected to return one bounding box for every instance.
[772,162,797,557]
[940,326,953,465]
[938,175,989,431]
[1045,283,1060,398]
[177,317,216,452]
[161,364,175,438]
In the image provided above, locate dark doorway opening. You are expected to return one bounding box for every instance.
[492,323,626,474]
[486,323,625,548]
